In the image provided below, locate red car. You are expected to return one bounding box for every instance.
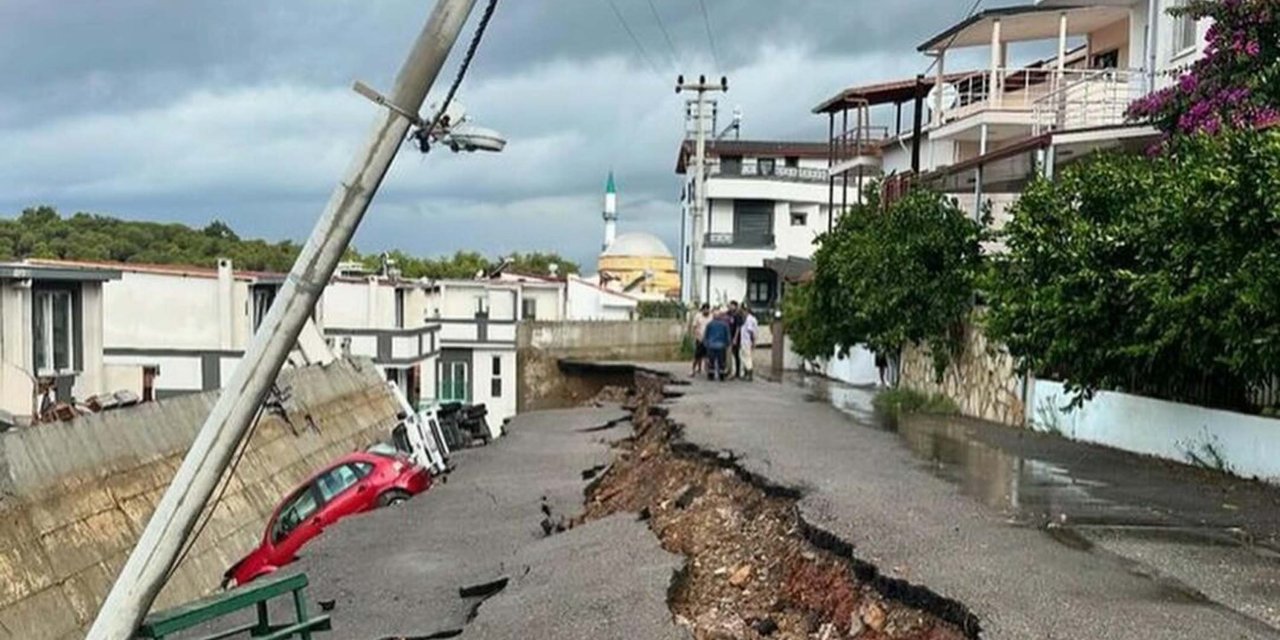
[224,450,431,587]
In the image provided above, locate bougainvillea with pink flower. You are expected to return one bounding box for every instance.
[1127,0,1280,136]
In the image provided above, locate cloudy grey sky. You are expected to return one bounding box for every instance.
[0,0,1026,268]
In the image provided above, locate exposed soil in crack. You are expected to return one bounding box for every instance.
[575,373,979,640]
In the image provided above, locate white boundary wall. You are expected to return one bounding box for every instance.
[1029,379,1280,483]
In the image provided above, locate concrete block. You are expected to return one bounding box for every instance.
[39,507,136,578]
[0,585,79,640]
[22,484,116,536]
[0,515,56,607]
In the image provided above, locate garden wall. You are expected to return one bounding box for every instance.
[899,321,1026,427]
[0,357,398,639]
[1029,379,1280,483]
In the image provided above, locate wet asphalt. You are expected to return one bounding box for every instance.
[656,363,1280,639]
[270,405,688,640]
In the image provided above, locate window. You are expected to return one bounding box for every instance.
[521,298,537,321]
[272,488,319,543]
[316,464,362,502]
[1090,49,1119,69]
[394,289,406,329]
[746,268,776,310]
[757,158,776,176]
[785,156,799,168]
[1172,0,1197,55]
[490,356,503,398]
[352,461,374,478]
[33,289,74,373]
[720,155,743,175]
[790,211,808,227]
[474,295,489,316]
[439,360,469,402]
[251,286,276,331]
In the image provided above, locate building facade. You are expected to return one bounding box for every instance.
[0,262,120,422]
[675,140,866,312]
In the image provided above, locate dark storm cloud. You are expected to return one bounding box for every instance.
[0,0,1027,268]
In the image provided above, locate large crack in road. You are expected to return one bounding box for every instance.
[574,372,979,640]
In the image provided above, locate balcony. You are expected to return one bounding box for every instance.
[1032,68,1146,134]
[932,67,1144,140]
[704,232,775,249]
[710,162,829,183]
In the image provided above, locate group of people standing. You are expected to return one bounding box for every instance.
[690,301,759,382]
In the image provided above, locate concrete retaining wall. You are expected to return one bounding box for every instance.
[0,358,399,639]
[1029,379,1280,484]
[899,320,1025,427]
[517,320,684,411]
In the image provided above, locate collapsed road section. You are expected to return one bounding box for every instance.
[575,372,979,640]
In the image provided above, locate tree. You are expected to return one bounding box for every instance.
[984,129,1280,410]
[785,189,985,375]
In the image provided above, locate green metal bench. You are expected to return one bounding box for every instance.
[134,572,331,640]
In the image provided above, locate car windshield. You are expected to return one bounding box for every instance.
[271,487,319,543]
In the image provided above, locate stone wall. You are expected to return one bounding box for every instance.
[517,320,684,412]
[899,320,1026,427]
[0,357,399,639]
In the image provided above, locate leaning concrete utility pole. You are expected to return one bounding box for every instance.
[677,74,726,305]
[86,0,478,636]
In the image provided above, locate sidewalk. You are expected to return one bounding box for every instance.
[654,364,1280,639]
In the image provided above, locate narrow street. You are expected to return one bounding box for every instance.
[273,364,1280,639]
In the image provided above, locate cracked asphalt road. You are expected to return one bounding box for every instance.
[277,405,688,640]
[653,363,1280,639]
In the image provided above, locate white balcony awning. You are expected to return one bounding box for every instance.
[918,5,1129,53]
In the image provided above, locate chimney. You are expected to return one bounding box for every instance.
[216,258,234,349]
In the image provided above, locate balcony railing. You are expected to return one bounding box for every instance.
[704,232,775,249]
[1032,68,1147,134]
[937,67,1144,131]
[709,162,829,183]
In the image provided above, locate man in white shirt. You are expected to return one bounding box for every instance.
[738,307,759,381]
[690,303,712,376]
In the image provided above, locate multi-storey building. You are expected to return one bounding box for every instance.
[675,140,871,311]
[817,1,1210,226]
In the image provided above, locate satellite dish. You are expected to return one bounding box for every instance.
[926,83,959,113]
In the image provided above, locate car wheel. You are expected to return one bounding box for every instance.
[378,490,411,507]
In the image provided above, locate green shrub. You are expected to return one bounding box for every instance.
[872,388,959,416]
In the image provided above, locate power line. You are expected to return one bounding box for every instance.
[416,0,501,150]
[606,0,664,77]
[646,0,681,70]
[696,0,722,71]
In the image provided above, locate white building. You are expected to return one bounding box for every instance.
[423,275,565,437]
[564,275,638,321]
[0,261,120,422]
[816,0,1210,226]
[675,140,867,311]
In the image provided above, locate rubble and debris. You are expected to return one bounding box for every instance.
[576,374,978,640]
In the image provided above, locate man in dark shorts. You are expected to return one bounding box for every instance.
[727,301,742,379]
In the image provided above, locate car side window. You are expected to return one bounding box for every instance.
[316,464,362,502]
[272,487,319,543]
[352,461,374,478]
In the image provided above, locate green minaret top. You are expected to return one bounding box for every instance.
[605,170,616,195]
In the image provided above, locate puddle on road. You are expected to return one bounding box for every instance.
[792,374,1277,546]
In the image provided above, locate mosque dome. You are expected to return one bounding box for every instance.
[601,232,674,259]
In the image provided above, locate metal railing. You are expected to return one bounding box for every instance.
[704,232,775,249]
[709,162,829,183]
[1032,68,1146,134]
[938,67,1143,131]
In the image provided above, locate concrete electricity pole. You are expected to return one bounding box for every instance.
[86,0,479,636]
[677,74,726,305]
